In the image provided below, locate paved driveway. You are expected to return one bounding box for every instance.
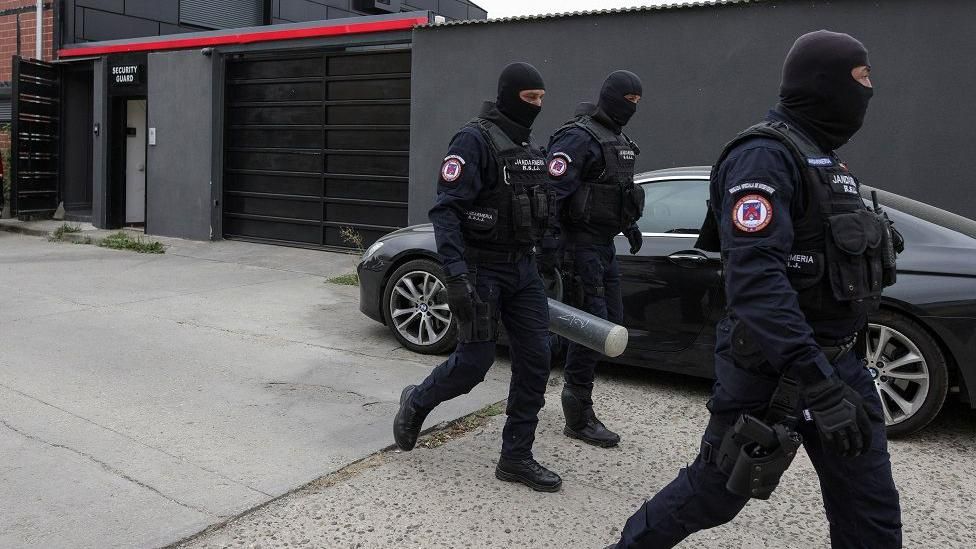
[0,232,511,548]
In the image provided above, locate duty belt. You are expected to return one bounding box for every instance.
[814,333,858,363]
[465,246,531,264]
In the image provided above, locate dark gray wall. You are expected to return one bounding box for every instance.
[91,58,108,227]
[409,0,976,224]
[146,50,213,240]
[61,0,485,45]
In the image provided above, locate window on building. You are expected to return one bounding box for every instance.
[180,0,265,30]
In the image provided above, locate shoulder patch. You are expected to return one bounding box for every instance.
[548,152,571,177]
[732,194,773,234]
[440,155,465,184]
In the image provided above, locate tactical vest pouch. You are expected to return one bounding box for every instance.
[531,186,550,221]
[621,183,645,226]
[586,184,624,226]
[825,210,883,303]
[461,207,499,241]
[567,184,591,224]
[511,193,534,244]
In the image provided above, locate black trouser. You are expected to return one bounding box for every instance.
[614,318,902,548]
[412,255,551,460]
[563,243,622,403]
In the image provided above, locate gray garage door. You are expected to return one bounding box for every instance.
[223,49,410,249]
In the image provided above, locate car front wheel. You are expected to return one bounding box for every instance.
[866,310,949,437]
[382,258,457,355]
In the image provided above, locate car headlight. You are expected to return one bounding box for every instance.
[361,240,384,263]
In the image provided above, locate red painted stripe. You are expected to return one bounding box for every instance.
[58,16,426,58]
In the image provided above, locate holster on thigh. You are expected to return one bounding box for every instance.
[458,300,498,343]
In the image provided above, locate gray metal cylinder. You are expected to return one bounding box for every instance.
[547,298,629,358]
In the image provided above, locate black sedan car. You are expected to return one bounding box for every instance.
[358,167,976,436]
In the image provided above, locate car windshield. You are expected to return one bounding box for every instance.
[636,179,710,234]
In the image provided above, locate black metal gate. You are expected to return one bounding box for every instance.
[223,49,411,249]
[10,57,61,219]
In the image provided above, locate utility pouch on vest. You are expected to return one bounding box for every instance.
[458,300,497,343]
[825,210,883,304]
[567,184,591,224]
[718,416,802,500]
[511,193,534,243]
[531,186,550,221]
[461,207,499,240]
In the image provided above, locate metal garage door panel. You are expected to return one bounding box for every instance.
[229,81,323,103]
[326,128,408,151]
[327,78,410,100]
[327,52,410,75]
[229,105,323,125]
[326,103,409,125]
[224,49,411,250]
[225,173,322,197]
[326,178,408,202]
[227,128,324,149]
[227,150,322,173]
[224,194,321,220]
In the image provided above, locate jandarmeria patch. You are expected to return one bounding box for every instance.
[440,155,465,183]
[548,153,570,177]
[733,194,773,233]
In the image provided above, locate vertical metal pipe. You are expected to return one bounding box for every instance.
[36,0,42,59]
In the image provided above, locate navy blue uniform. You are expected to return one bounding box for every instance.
[413,124,551,461]
[547,127,625,400]
[615,112,901,548]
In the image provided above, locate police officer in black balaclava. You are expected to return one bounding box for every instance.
[541,70,645,449]
[394,62,563,493]
[609,31,902,548]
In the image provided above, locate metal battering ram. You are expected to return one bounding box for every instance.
[547,298,629,358]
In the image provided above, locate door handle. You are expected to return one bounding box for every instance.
[667,251,709,267]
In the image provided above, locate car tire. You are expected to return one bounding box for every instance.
[382,258,457,355]
[867,309,949,437]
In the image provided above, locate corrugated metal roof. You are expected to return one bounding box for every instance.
[421,0,766,27]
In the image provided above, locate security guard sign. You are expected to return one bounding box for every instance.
[733,194,772,233]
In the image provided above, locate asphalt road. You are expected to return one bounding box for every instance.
[0,231,512,548]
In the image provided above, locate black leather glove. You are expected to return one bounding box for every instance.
[624,225,643,255]
[446,273,479,326]
[803,376,880,457]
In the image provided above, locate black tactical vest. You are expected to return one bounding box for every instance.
[558,116,645,241]
[460,118,552,252]
[712,120,890,321]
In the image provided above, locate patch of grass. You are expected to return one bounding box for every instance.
[49,223,82,242]
[339,226,365,254]
[326,272,360,286]
[418,400,506,449]
[97,231,165,254]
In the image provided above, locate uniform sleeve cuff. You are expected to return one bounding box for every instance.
[444,260,469,278]
[794,353,836,384]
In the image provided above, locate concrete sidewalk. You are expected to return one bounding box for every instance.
[0,231,513,548]
[182,366,976,549]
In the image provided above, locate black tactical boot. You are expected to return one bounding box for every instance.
[393,385,429,451]
[562,385,621,448]
[495,456,562,492]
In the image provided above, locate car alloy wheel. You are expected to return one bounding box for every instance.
[865,322,930,427]
[389,270,452,347]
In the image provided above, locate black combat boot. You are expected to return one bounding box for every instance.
[561,385,621,448]
[393,385,430,451]
[495,456,562,492]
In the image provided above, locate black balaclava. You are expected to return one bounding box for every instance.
[777,30,873,151]
[595,70,643,131]
[495,62,546,129]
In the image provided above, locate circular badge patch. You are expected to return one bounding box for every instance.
[732,194,773,233]
[548,157,568,177]
[440,157,463,183]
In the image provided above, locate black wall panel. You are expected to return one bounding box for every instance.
[409,0,976,223]
[223,49,413,249]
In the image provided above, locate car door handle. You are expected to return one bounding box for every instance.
[668,251,709,267]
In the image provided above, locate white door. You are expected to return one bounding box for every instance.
[125,100,147,224]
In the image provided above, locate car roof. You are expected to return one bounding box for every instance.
[636,166,711,181]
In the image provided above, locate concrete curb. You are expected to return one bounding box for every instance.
[0,222,51,238]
